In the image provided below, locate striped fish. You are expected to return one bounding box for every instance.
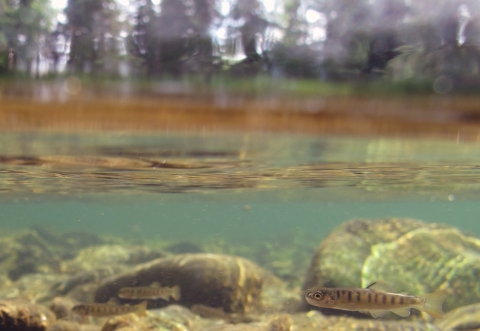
[305,280,448,319]
[118,282,181,301]
[72,301,147,317]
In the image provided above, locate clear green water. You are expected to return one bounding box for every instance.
[2,198,480,242]
[1,131,479,243]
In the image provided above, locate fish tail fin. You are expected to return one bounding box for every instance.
[135,301,148,317]
[418,289,448,319]
[171,285,181,301]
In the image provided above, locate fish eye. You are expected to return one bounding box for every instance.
[314,291,324,300]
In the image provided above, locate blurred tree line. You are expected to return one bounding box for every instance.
[1,0,480,87]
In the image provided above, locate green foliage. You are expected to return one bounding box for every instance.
[0,0,56,74]
[2,0,480,95]
[65,0,127,74]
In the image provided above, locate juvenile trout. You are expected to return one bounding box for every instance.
[118,283,181,301]
[72,301,147,317]
[305,280,448,319]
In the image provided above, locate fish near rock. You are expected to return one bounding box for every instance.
[302,218,480,315]
[305,280,448,319]
[118,283,181,301]
[72,301,147,317]
[95,253,283,313]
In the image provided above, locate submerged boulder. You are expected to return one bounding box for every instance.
[435,302,480,331]
[61,245,163,274]
[49,321,100,331]
[95,253,282,313]
[0,300,56,331]
[303,218,480,314]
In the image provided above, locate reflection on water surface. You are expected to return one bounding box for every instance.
[0,132,479,200]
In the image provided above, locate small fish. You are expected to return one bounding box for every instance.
[118,282,181,301]
[305,280,448,319]
[72,301,147,317]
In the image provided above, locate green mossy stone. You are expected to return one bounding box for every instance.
[303,218,479,314]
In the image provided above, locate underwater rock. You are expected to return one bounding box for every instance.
[95,253,282,313]
[0,299,56,331]
[243,231,317,289]
[435,302,480,331]
[48,321,100,331]
[0,228,113,286]
[48,321,81,331]
[266,314,293,331]
[190,304,260,324]
[199,311,443,331]
[30,225,105,259]
[67,283,104,304]
[303,218,480,314]
[49,297,78,321]
[291,311,443,331]
[48,246,164,303]
[62,245,165,274]
[100,304,212,331]
[52,267,125,295]
[0,229,62,281]
[9,273,67,303]
[260,285,302,314]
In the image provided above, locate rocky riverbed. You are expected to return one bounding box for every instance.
[0,218,479,331]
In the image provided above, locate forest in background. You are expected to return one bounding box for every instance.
[1,0,480,92]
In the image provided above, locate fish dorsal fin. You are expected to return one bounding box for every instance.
[366,280,393,293]
[150,282,161,288]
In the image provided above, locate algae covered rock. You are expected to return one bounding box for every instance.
[195,310,441,331]
[49,296,83,322]
[435,302,480,331]
[61,245,166,273]
[95,253,281,313]
[0,300,56,331]
[0,227,108,285]
[99,304,212,331]
[287,312,443,331]
[49,321,100,331]
[52,245,165,302]
[52,267,124,296]
[303,218,480,313]
[8,273,67,303]
[0,229,62,281]
[99,307,443,331]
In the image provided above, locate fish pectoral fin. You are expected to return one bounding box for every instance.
[358,310,371,315]
[172,285,181,301]
[135,301,148,317]
[150,282,161,288]
[107,298,120,305]
[391,307,411,317]
[369,310,389,318]
[366,280,394,293]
